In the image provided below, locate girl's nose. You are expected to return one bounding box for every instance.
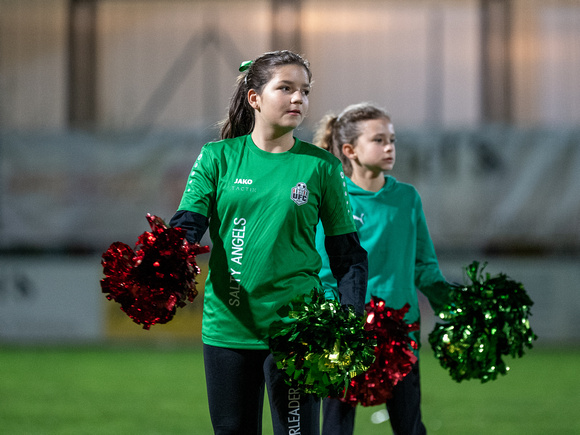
[291,91,303,104]
[384,139,396,149]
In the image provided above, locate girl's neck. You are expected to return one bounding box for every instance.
[251,128,295,153]
[350,170,385,192]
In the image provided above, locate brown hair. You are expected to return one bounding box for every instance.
[313,103,390,176]
[219,50,312,139]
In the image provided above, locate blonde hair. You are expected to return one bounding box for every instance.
[313,103,390,176]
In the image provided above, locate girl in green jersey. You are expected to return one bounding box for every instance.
[314,103,450,435]
[170,51,368,435]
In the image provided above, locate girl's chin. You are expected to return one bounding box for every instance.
[276,121,303,131]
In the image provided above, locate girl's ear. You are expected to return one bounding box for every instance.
[342,143,357,160]
[248,89,260,110]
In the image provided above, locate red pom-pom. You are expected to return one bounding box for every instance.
[100,214,210,330]
[340,298,419,407]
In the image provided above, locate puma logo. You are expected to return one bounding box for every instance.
[353,213,364,225]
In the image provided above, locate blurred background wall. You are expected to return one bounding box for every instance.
[1,0,578,345]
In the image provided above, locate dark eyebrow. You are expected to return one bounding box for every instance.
[278,79,311,89]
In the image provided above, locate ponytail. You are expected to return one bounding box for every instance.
[220,75,254,139]
[313,114,337,151]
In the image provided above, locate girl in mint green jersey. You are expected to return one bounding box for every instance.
[314,103,450,435]
[170,51,367,435]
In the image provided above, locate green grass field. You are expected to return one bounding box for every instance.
[1,344,578,434]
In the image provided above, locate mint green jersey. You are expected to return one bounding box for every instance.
[316,175,447,354]
[177,135,355,349]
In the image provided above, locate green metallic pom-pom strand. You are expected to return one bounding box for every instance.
[428,261,538,383]
[269,289,376,398]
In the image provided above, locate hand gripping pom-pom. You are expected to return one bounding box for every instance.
[100,214,210,330]
[340,299,419,407]
[428,261,537,383]
[269,289,376,398]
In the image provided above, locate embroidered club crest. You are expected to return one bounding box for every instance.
[291,182,309,206]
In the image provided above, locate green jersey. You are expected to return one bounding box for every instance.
[316,175,447,354]
[177,135,355,349]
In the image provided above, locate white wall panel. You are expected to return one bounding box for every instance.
[0,0,579,130]
[539,5,580,127]
[98,0,270,130]
[303,2,431,129]
[0,256,104,342]
[0,0,67,129]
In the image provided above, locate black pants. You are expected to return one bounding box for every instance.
[322,362,427,435]
[203,344,320,435]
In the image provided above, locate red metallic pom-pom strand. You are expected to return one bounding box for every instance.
[100,214,209,329]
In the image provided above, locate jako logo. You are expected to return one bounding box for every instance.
[234,179,253,185]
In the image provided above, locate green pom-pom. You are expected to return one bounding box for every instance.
[269,288,376,397]
[428,261,538,383]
